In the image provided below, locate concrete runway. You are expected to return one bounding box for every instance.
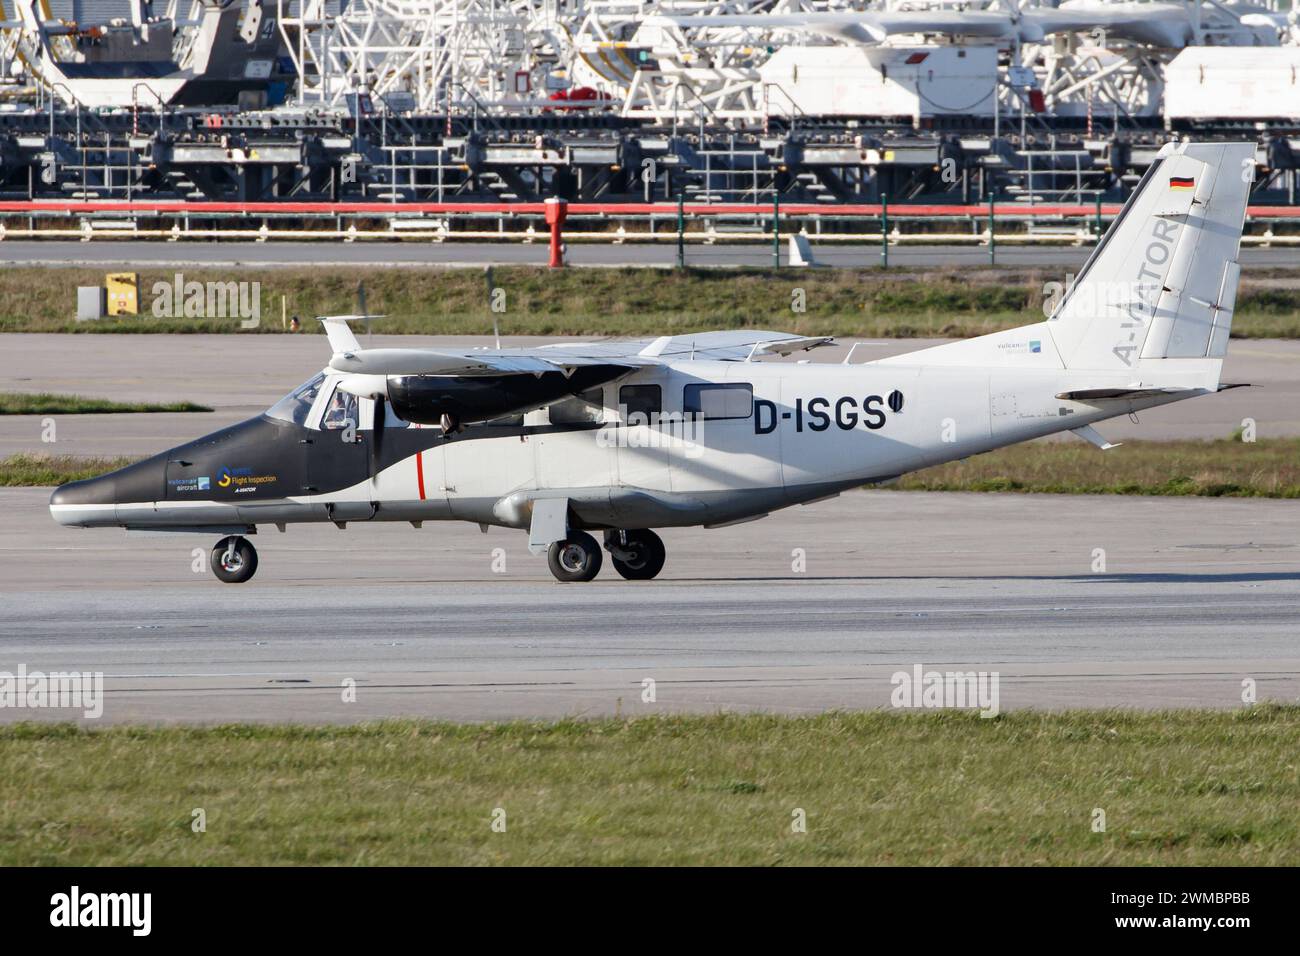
[1,488,1297,723]
[3,333,1298,460]
[2,239,1299,269]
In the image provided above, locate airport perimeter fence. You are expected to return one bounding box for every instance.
[2,198,1300,268]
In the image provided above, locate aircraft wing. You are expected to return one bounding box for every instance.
[329,348,624,377]
[325,326,831,376]
[549,330,832,362]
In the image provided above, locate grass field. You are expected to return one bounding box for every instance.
[5,266,1300,337]
[895,436,1300,498]
[6,436,1292,496]
[0,393,210,415]
[0,708,1295,865]
[0,453,136,487]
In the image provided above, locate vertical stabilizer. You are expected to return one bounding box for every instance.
[1048,141,1254,375]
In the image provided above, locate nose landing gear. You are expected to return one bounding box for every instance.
[210,535,258,584]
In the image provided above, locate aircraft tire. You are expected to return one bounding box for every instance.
[211,536,258,584]
[610,529,665,581]
[547,531,603,583]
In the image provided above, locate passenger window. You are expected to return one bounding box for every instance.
[683,383,753,420]
[322,387,359,431]
[549,387,605,425]
[619,384,661,422]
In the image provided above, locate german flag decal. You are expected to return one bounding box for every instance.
[1169,176,1195,190]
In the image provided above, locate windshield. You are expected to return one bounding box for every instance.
[266,372,326,426]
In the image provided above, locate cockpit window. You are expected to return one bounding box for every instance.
[321,387,359,431]
[266,372,325,426]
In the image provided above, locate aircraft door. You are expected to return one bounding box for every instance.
[536,386,615,489]
[309,383,377,520]
[614,382,670,492]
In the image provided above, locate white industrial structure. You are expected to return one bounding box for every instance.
[264,0,1300,126]
[2,0,1299,125]
[4,1,1300,212]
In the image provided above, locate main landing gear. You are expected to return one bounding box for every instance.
[211,535,258,584]
[547,530,603,582]
[545,529,666,583]
[605,529,666,581]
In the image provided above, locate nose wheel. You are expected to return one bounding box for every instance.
[605,529,666,581]
[210,535,258,584]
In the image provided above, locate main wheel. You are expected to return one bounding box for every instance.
[210,536,258,584]
[608,529,666,581]
[547,531,603,583]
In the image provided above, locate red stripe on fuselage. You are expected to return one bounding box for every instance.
[415,451,426,500]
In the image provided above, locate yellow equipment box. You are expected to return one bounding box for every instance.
[105,273,139,316]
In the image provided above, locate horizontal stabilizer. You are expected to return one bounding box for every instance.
[1055,386,1196,402]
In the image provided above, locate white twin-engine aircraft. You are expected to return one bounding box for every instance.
[51,142,1252,584]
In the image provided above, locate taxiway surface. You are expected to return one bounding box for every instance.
[2,488,1296,723]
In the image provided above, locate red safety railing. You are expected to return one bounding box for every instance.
[2,199,1299,217]
[2,199,1300,218]
[0,199,1298,217]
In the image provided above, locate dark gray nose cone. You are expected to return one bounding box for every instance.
[50,456,166,527]
[50,475,117,508]
[50,476,117,527]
